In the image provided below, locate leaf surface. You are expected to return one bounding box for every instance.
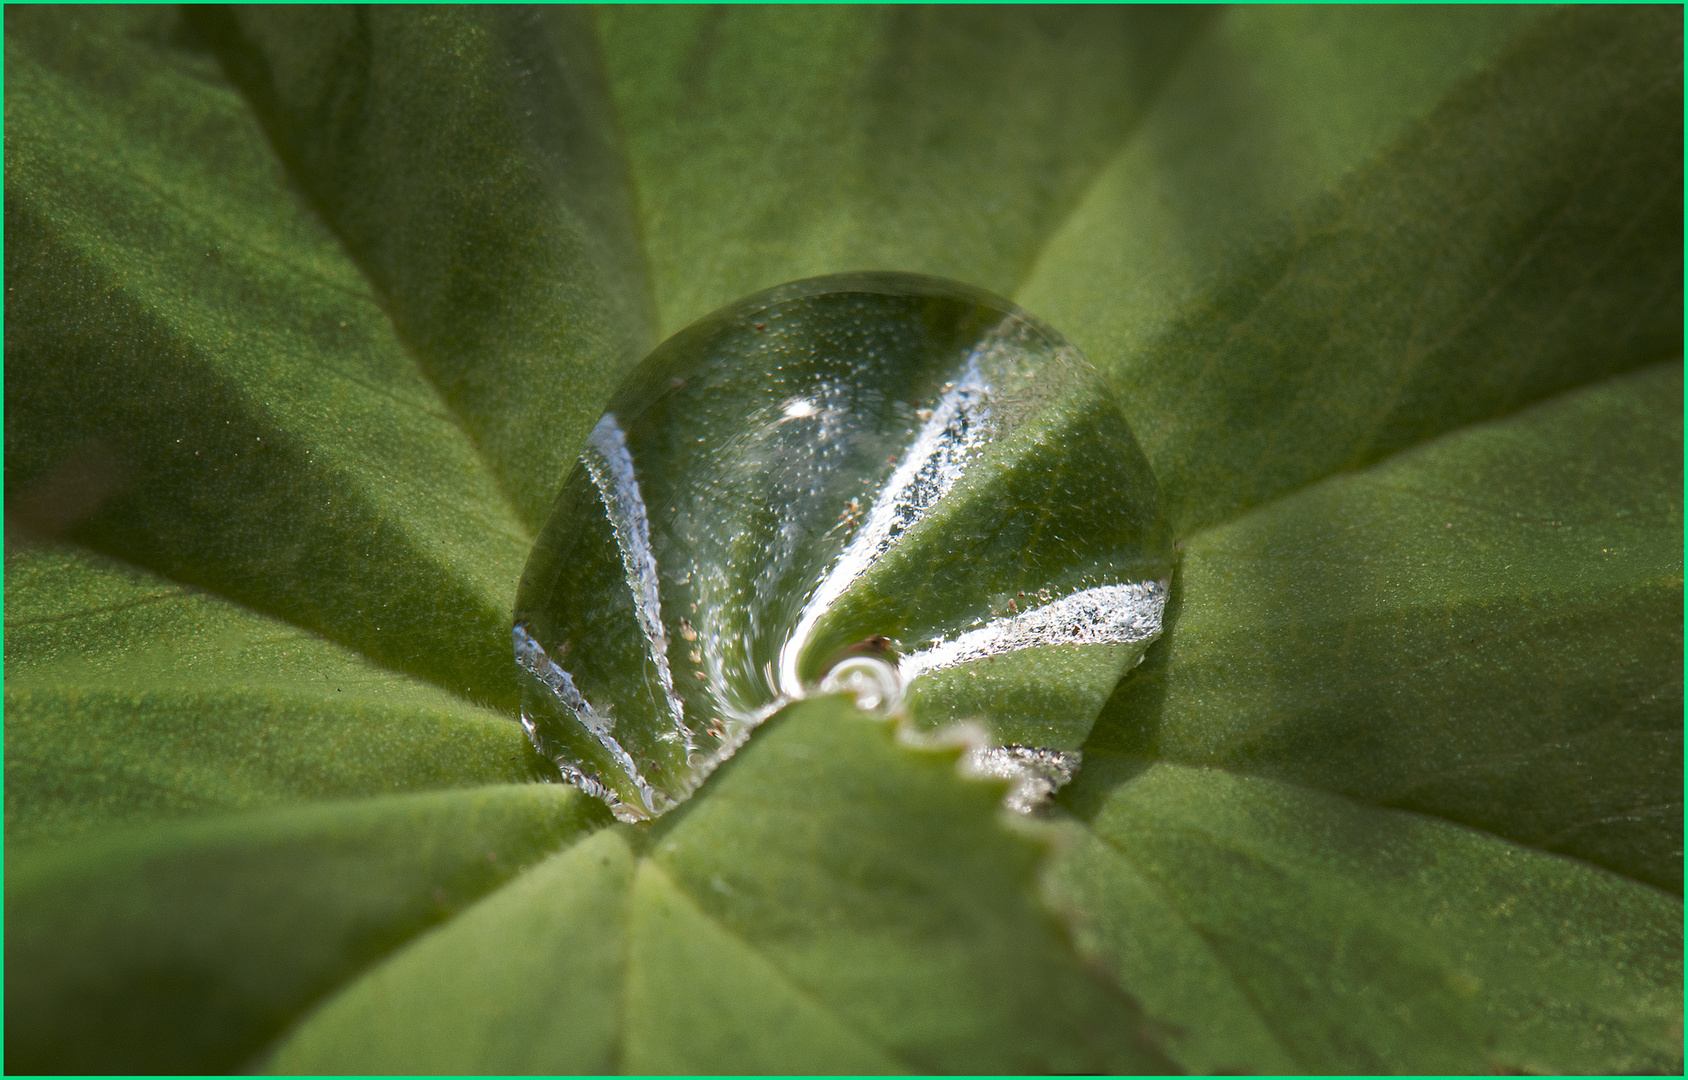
[598,5,1213,336]
[189,6,656,528]
[1020,5,1683,534]
[1084,364,1685,891]
[4,784,606,1074]
[4,540,550,848]
[267,699,1172,1074]
[1047,763,1683,1074]
[4,10,529,705]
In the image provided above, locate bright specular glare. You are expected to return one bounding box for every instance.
[514,272,1173,821]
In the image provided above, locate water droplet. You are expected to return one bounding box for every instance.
[514,272,1171,821]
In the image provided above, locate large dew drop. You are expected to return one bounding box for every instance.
[514,273,1171,821]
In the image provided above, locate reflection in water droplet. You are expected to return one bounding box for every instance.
[514,273,1172,821]
[817,655,903,713]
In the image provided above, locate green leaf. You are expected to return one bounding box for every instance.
[4,5,1681,1075]
[1047,763,1683,1074]
[5,784,607,1074]
[597,5,1214,336]
[1083,363,1684,891]
[186,6,656,528]
[1020,4,1683,533]
[265,699,1172,1074]
[4,540,550,848]
[4,8,530,705]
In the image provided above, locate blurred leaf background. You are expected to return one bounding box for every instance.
[4,5,1682,1073]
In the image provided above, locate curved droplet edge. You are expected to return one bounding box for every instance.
[697,271,1063,343]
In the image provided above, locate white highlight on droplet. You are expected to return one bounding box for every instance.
[513,624,659,819]
[780,396,819,419]
[899,580,1167,683]
[583,414,691,749]
[779,353,992,696]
